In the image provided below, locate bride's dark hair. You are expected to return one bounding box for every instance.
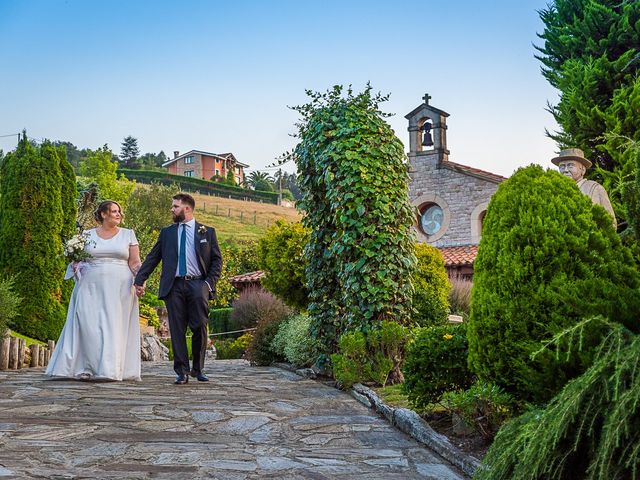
[94,200,123,224]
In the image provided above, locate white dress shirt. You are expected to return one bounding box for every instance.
[175,219,201,277]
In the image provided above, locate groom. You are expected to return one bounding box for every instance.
[135,193,222,385]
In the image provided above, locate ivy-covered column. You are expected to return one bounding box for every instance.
[291,85,416,354]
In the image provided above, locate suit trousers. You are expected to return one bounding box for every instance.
[164,278,210,376]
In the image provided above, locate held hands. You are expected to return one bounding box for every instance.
[134,284,146,297]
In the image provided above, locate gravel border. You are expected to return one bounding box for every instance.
[273,362,480,478]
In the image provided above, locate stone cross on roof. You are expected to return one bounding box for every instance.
[422,93,432,105]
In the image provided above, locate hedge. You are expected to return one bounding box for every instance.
[118,168,279,204]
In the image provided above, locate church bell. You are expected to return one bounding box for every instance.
[421,122,434,147]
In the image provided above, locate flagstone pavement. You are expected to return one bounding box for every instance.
[0,360,467,480]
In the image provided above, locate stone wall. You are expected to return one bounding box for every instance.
[409,152,500,247]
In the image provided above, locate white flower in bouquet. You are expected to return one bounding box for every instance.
[63,232,94,263]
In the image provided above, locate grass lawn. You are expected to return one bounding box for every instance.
[374,383,411,409]
[192,192,301,242]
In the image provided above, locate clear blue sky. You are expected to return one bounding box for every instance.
[0,0,560,177]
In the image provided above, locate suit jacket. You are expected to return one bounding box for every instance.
[135,221,223,300]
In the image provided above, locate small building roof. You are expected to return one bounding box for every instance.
[439,245,479,267]
[229,270,266,286]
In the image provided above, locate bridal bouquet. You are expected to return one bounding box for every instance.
[63,231,94,281]
[63,232,93,263]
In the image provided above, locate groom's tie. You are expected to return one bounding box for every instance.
[178,224,187,276]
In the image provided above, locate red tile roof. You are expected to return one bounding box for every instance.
[230,247,479,284]
[438,245,478,266]
[229,270,266,284]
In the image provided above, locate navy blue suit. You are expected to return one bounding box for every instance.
[135,221,222,376]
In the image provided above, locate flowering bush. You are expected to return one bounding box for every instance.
[62,231,93,263]
[402,323,473,409]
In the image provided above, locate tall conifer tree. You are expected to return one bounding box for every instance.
[536,0,640,219]
[0,134,75,340]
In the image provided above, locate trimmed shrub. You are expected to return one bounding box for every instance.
[402,324,472,409]
[412,243,450,326]
[118,168,279,204]
[440,381,515,438]
[271,314,321,367]
[331,321,414,388]
[468,165,640,403]
[257,220,309,310]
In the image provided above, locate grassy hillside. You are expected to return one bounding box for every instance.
[191,193,301,242]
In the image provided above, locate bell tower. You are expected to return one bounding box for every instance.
[405,93,449,165]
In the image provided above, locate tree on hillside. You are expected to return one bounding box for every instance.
[120,135,140,169]
[0,133,76,340]
[536,0,640,222]
[80,145,135,208]
[245,171,274,192]
[290,85,416,354]
[139,151,167,169]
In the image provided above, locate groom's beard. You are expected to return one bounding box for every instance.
[172,212,185,223]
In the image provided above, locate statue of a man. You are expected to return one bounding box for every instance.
[551,148,616,229]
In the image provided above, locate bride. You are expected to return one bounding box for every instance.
[46,200,142,381]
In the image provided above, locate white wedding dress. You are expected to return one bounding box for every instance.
[46,228,141,381]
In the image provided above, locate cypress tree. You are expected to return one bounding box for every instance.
[0,134,75,340]
[467,165,640,403]
[536,0,640,217]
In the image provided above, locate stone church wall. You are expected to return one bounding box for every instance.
[410,154,499,247]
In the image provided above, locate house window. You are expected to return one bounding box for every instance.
[215,169,220,176]
[184,156,194,164]
[184,170,194,177]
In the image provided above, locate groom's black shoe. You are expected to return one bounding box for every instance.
[174,374,189,385]
[190,370,209,382]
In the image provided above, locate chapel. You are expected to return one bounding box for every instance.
[406,95,506,278]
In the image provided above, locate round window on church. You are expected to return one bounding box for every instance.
[420,204,444,236]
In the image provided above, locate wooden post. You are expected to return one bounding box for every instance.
[30,344,39,367]
[39,347,45,367]
[48,340,55,353]
[17,339,25,369]
[240,211,243,222]
[8,337,18,370]
[216,205,219,215]
[44,348,50,366]
[228,208,231,217]
[0,336,9,370]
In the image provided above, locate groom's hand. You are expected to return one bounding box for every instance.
[134,285,145,297]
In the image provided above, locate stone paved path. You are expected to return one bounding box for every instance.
[0,360,466,479]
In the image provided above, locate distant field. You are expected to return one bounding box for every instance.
[191,192,302,242]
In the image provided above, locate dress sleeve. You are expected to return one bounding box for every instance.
[129,229,139,246]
